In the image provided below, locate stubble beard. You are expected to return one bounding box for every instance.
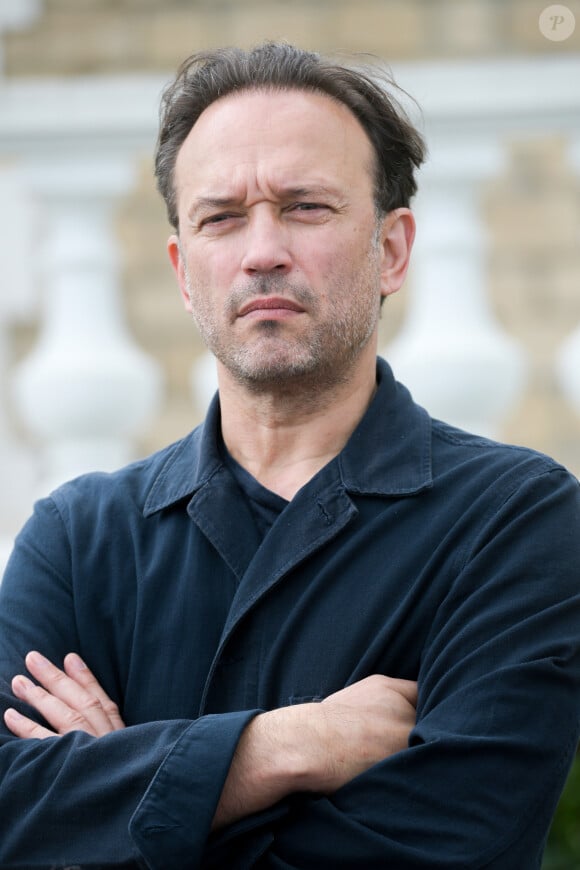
[184,240,383,396]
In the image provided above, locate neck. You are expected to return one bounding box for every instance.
[218,350,378,500]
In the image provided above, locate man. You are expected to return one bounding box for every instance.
[1,42,579,869]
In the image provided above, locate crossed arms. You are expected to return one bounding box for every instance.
[4,651,417,832]
[2,463,580,867]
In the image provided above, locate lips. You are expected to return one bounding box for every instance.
[238,297,305,316]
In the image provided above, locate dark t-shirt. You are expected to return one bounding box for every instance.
[221,438,289,538]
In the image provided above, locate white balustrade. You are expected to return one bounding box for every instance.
[384,56,580,438]
[0,75,168,576]
[12,159,163,492]
[385,144,526,437]
[558,330,580,418]
[191,350,219,415]
[0,165,40,573]
[0,0,43,576]
[1,57,580,577]
[555,138,580,422]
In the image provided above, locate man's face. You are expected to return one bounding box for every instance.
[169,88,394,391]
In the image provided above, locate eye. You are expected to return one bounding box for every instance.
[201,213,238,226]
[287,202,333,221]
[292,202,326,212]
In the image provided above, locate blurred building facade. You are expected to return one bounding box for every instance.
[1,0,580,570]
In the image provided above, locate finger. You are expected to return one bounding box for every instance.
[11,673,103,737]
[63,653,125,731]
[4,707,56,740]
[382,677,418,708]
[323,675,418,709]
[21,654,113,737]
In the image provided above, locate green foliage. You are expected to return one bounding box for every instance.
[543,755,580,870]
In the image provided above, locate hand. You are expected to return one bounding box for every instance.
[3,651,125,739]
[315,673,418,792]
[213,673,417,829]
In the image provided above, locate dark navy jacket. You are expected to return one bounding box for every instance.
[1,359,580,869]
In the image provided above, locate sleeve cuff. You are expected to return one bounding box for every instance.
[129,709,259,870]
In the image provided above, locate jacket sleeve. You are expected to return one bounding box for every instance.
[3,469,580,869]
[191,467,580,870]
[0,498,259,869]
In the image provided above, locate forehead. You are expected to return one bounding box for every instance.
[173,88,376,200]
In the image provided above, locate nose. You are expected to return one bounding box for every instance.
[240,208,292,276]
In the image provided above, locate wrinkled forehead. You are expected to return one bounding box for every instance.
[173,88,377,199]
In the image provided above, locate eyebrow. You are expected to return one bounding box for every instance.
[188,185,344,220]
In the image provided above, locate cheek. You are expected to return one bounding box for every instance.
[186,247,233,299]
[213,238,248,283]
[303,223,373,272]
[295,235,348,284]
[309,242,369,291]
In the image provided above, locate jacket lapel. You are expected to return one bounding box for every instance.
[198,468,358,713]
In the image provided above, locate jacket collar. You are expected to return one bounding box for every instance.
[338,357,433,496]
[143,357,433,516]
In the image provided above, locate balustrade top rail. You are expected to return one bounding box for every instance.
[1,56,580,156]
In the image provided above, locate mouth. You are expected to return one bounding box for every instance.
[237,297,306,319]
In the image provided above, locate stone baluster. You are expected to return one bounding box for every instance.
[555,138,580,434]
[384,140,526,438]
[558,329,580,426]
[12,158,163,494]
[0,166,38,576]
[0,0,43,579]
[191,350,219,415]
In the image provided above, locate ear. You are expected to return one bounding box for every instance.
[168,234,193,313]
[378,208,416,300]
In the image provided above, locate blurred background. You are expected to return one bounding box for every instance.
[0,1,579,860]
